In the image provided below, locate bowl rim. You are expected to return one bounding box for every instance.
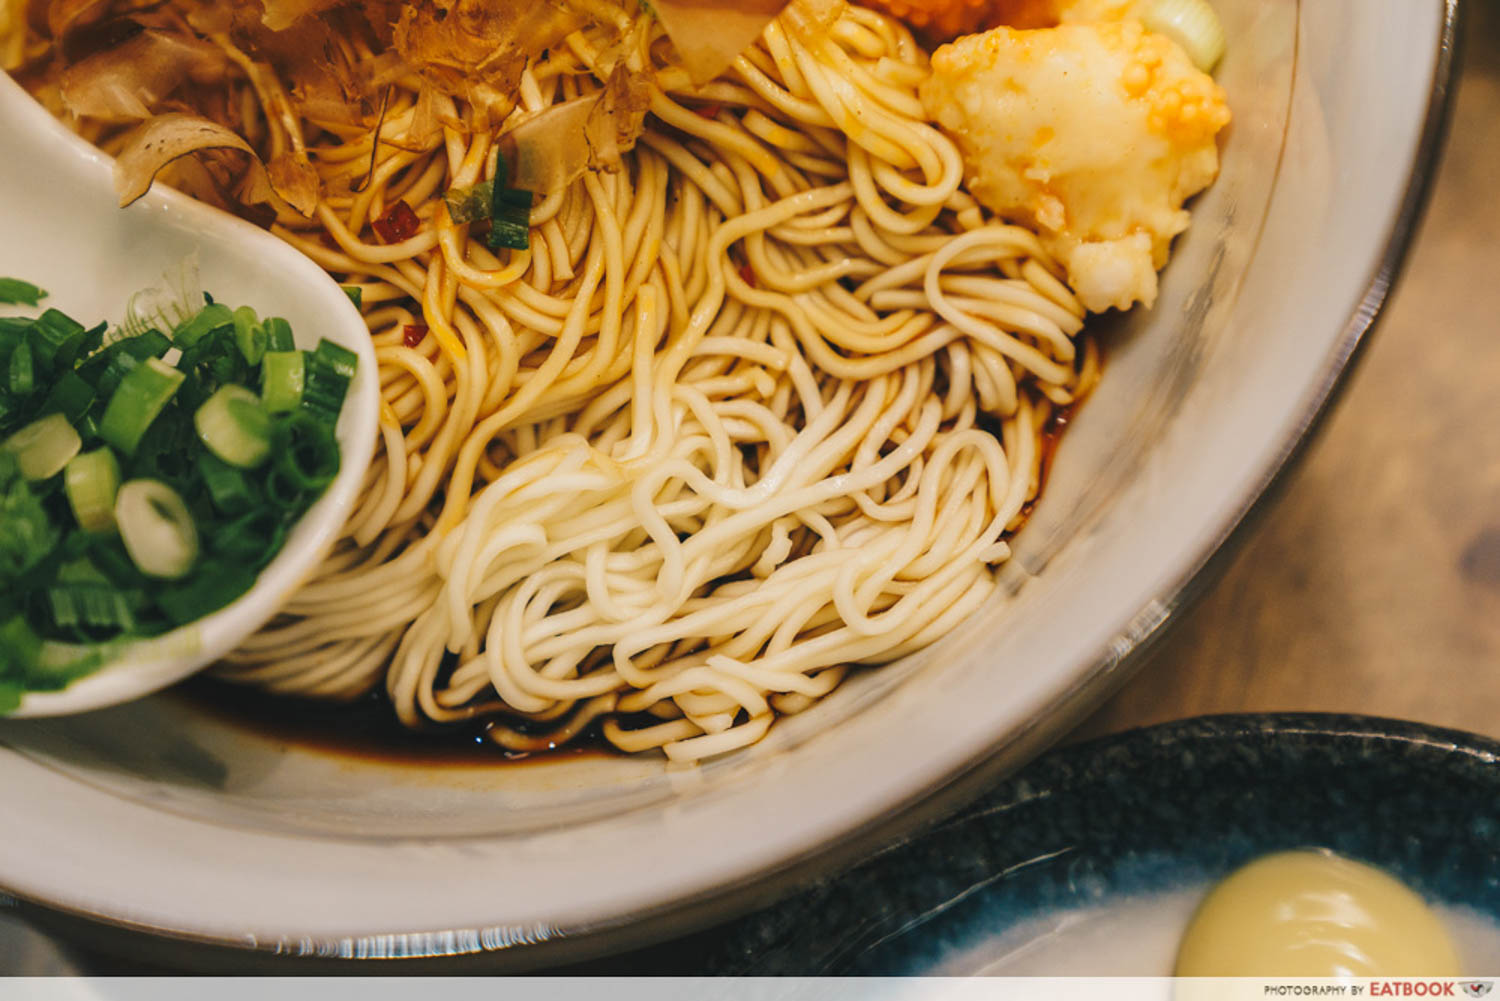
[0,0,1464,967]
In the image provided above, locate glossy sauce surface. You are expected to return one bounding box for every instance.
[171,677,611,767]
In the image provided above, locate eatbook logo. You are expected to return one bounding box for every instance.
[1463,984,1493,998]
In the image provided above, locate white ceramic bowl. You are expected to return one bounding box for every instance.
[0,74,379,718]
[0,0,1457,969]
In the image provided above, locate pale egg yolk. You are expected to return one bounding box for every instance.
[1174,850,1462,976]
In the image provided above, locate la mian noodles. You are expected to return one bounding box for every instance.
[7,0,1228,761]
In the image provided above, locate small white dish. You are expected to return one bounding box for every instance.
[0,72,378,717]
[690,715,1500,975]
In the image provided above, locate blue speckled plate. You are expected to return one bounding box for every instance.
[592,714,1500,974]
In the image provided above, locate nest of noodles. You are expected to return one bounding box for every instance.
[7,0,1107,762]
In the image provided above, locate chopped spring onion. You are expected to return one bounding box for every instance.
[274,411,341,492]
[48,580,136,632]
[488,186,533,251]
[444,179,495,225]
[486,195,534,250]
[300,367,347,421]
[263,316,295,353]
[30,641,107,685]
[1143,0,1226,72]
[0,319,28,361]
[341,285,364,311]
[232,306,266,366]
[78,321,108,360]
[8,341,33,396]
[212,508,286,565]
[264,463,308,510]
[261,350,305,413]
[64,449,121,534]
[197,452,254,514]
[85,536,141,587]
[3,413,81,480]
[312,339,358,382]
[81,329,172,397]
[93,352,142,400]
[443,153,534,250]
[301,339,357,421]
[0,453,59,584]
[0,275,352,695]
[42,371,94,424]
[129,329,174,359]
[30,309,87,371]
[155,560,257,626]
[0,278,46,307]
[170,302,233,349]
[127,404,197,490]
[115,479,197,579]
[0,616,42,671]
[99,357,185,456]
[194,384,272,468]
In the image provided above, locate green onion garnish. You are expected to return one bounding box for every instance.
[48,579,136,633]
[232,306,266,366]
[263,317,295,353]
[27,641,108,687]
[29,309,87,371]
[42,371,94,424]
[64,449,121,534]
[91,350,139,400]
[155,560,258,626]
[170,302,233,349]
[80,330,171,397]
[0,275,355,700]
[0,616,43,671]
[212,508,287,566]
[194,384,272,468]
[0,453,60,585]
[115,479,198,580]
[444,179,495,225]
[3,413,82,481]
[301,339,357,422]
[261,351,305,413]
[98,357,185,456]
[8,341,34,396]
[0,278,47,306]
[311,339,358,382]
[196,452,255,514]
[442,153,534,251]
[273,410,341,492]
[488,184,533,251]
[77,321,107,360]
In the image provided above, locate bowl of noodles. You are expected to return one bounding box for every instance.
[0,0,1456,969]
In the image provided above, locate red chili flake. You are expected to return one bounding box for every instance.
[738,262,757,288]
[372,200,419,243]
[403,323,429,347]
[693,102,723,119]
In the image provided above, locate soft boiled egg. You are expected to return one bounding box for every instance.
[1174,849,1462,976]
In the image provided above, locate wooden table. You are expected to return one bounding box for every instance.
[1072,1,1500,743]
